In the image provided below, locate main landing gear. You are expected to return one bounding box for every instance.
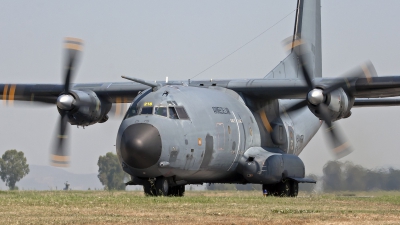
[262,179,298,197]
[143,177,185,197]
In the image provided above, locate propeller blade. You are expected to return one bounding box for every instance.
[63,37,83,93]
[51,112,70,167]
[295,50,314,90]
[281,99,308,114]
[323,61,377,95]
[324,122,352,159]
[50,37,83,167]
[110,102,130,118]
[318,104,352,159]
[317,103,332,126]
[287,39,315,91]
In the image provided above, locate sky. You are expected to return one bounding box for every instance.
[0,0,400,176]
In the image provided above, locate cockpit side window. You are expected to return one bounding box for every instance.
[140,107,153,115]
[124,89,152,120]
[168,107,178,119]
[124,106,139,119]
[175,107,189,120]
[154,107,167,117]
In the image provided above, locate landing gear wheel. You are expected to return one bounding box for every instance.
[263,180,298,197]
[168,185,185,197]
[276,180,290,197]
[155,177,169,196]
[143,180,156,196]
[290,180,299,197]
[175,185,185,197]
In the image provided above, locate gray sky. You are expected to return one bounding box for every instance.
[0,0,399,175]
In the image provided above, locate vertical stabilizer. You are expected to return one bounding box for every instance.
[265,0,321,79]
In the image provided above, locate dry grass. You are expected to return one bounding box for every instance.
[0,190,399,224]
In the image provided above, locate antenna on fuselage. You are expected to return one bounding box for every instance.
[121,75,161,91]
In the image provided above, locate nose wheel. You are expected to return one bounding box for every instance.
[143,177,185,197]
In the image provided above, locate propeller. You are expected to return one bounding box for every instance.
[51,37,83,167]
[282,39,376,159]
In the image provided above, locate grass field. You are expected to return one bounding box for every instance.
[0,190,400,224]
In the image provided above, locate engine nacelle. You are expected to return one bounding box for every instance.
[57,90,111,126]
[237,147,305,184]
[308,88,354,121]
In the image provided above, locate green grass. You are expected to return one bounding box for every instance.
[0,191,400,224]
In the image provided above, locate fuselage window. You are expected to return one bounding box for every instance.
[154,107,168,117]
[124,106,138,119]
[175,107,189,120]
[140,107,153,115]
[169,107,178,119]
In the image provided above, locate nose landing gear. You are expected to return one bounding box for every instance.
[143,177,185,197]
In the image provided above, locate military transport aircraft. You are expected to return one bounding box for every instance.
[1,0,400,197]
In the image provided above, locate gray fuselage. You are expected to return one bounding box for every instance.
[116,85,321,184]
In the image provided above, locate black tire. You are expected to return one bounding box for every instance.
[175,185,185,197]
[168,185,185,197]
[276,180,290,197]
[290,180,299,197]
[155,177,169,196]
[143,180,156,196]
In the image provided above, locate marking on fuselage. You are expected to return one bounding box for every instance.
[212,107,230,114]
[144,102,153,107]
[259,110,273,133]
[227,111,241,171]
[230,119,242,123]
[200,134,213,169]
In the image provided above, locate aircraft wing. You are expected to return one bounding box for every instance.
[353,97,400,107]
[2,76,400,105]
[190,76,400,99]
[0,82,149,105]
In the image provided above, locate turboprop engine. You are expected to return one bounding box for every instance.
[307,87,354,121]
[56,90,111,126]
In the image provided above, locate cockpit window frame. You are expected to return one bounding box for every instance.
[154,106,168,117]
[174,106,190,120]
[123,89,152,120]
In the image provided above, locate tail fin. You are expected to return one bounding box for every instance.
[265,0,321,79]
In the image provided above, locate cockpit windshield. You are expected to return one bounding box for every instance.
[154,107,167,117]
[124,89,152,120]
[124,101,190,120]
[140,107,153,115]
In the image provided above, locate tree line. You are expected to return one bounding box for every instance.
[208,161,400,192]
[322,160,400,192]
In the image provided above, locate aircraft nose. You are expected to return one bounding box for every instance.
[120,123,162,169]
